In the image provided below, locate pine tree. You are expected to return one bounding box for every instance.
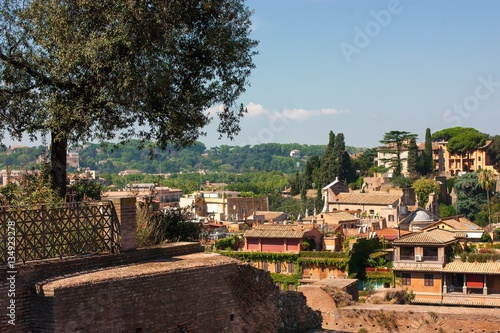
[379,131,418,177]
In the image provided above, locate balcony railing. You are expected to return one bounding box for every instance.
[398,255,441,262]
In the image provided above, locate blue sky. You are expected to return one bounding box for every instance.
[203,0,500,149]
[5,0,500,150]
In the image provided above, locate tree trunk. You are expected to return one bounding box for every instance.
[487,190,491,225]
[50,133,68,199]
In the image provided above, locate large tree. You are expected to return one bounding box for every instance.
[319,131,336,188]
[453,172,486,221]
[378,131,418,177]
[333,133,356,184]
[411,177,440,208]
[0,0,258,197]
[407,137,418,178]
[416,128,433,176]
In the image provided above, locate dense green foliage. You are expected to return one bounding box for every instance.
[412,177,440,208]
[1,0,258,196]
[453,173,486,221]
[407,137,418,177]
[347,237,382,281]
[0,164,61,206]
[378,131,418,177]
[0,140,363,175]
[416,128,434,176]
[136,204,201,247]
[439,203,457,218]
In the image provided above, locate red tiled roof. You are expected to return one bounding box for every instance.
[335,193,401,205]
[243,224,313,238]
[443,261,500,274]
[392,228,457,245]
[373,228,411,241]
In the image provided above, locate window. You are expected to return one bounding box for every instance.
[369,209,375,215]
[288,263,295,274]
[262,261,268,271]
[423,247,438,261]
[402,273,411,286]
[275,262,281,273]
[388,215,394,222]
[424,274,434,286]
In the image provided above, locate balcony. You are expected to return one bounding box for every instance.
[393,255,446,270]
[398,255,440,262]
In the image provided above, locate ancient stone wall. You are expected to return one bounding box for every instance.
[325,304,500,333]
[0,243,203,332]
[1,248,321,333]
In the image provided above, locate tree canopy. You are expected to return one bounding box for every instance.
[0,0,258,197]
[453,172,486,221]
[378,131,418,177]
[411,177,440,209]
[416,128,433,176]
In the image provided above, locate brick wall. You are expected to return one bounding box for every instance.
[327,305,500,333]
[1,246,321,333]
[0,243,203,332]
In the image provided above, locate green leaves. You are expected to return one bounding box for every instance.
[411,177,440,208]
[1,0,258,195]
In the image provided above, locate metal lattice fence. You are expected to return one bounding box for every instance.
[0,201,119,265]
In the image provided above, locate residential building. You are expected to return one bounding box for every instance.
[422,215,485,240]
[431,140,497,176]
[193,191,268,222]
[321,178,418,227]
[243,224,323,252]
[253,211,287,223]
[392,228,500,306]
[303,211,360,231]
[376,140,499,178]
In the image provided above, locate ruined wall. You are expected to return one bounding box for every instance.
[30,254,320,333]
[2,248,321,333]
[0,243,203,332]
[325,305,500,333]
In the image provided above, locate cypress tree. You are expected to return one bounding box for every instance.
[320,131,336,187]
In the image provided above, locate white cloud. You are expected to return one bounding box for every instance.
[280,107,348,120]
[206,103,348,122]
[245,102,268,117]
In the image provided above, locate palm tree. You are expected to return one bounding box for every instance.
[478,169,495,225]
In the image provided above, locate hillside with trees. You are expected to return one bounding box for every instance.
[0,140,365,175]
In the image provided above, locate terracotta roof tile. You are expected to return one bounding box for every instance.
[335,193,401,205]
[254,211,286,221]
[436,216,483,231]
[443,261,500,274]
[392,228,457,245]
[392,266,444,272]
[243,224,311,238]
